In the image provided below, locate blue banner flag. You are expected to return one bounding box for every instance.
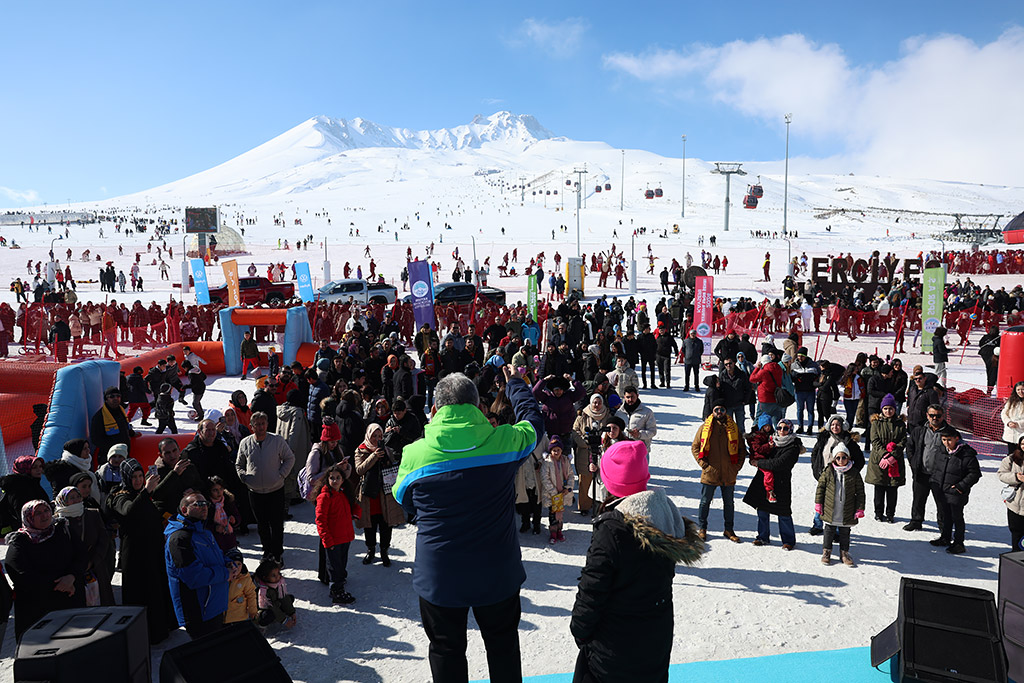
[190,258,210,305]
[295,262,314,302]
[407,260,435,331]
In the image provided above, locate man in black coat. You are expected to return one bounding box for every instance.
[978,325,1000,395]
[737,334,758,367]
[654,326,678,389]
[90,386,137,464]
[928,426,981,554]
[714,331,740,368]
[906,370,940,430]
[905,404,948,532]
[152,438,205,519]
[681,330,704,392]
[250,386,278,434]
[638,324,657,390]
[182,420,252,531]
[718,359,751,433]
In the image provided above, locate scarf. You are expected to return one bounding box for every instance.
[583,395,608,422]
[120,457,143,486]
[8,501,56,544]
[54,487,85,518]
[213,499,232,535]
[12,455,39,475]
[697,415,740,464]
[832,460,853,473]
[101,404,126,436]
[772,432,797,449]
[61,450,100,494]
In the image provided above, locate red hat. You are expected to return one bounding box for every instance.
[600,441,650,498]
[321,422,341,442]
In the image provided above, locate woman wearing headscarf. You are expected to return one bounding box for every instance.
[228,390,252,430]
[5,500,87,639]
[107,458,177,643]
[571,441,704,682]
[354,422,405,567]
[744,417,803,549]
[572,394,611,515]
[219,408,251,455]
[43,438,100,503]
[55,486,115,605]
[0,456,47,534]
[808,415,864,535]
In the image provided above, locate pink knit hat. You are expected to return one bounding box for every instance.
[600,441,650,498]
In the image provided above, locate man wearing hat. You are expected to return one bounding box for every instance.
[790,347,819,434]
[90,386,137,464]
[692,401,746,542]
[929,426,980,554]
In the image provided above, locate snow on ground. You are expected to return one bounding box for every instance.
[0,123,1020,680]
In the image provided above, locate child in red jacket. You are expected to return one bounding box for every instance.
[748,414,777,503]
[315,462,361,605]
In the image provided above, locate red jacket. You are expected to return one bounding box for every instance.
[315,487,358,548]
[750,362,783,404]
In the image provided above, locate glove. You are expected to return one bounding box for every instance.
[886,442,895,453]
[814,504,822,514]
[854,509,865,519]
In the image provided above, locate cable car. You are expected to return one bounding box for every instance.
[595,185,602,193]
[751,177,764,198]
[645,190,655,199]
[654,188,663,198]
[743,194,758,209]
[532,191,537,196]
[553,190,558,195]
[604,183,611,191]
[546,190,551,195]
[566,179,572,186]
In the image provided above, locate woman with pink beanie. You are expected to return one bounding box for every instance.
[570,440,704,682]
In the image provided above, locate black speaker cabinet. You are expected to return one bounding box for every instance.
[14,606,150,683]
[999,551,1024,682]
[871,577,1007,682]
[159,620,291,683]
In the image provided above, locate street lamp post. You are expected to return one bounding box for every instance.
[783,113,792,236]
[681,135,686,219]
[620,150,625,212]
[573,168,588,257]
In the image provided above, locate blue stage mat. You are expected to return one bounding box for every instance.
[483,647,888,682]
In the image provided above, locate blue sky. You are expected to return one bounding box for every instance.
[2,1,1023,206]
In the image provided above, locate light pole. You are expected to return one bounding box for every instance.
[573,167,588,257]
[681,135,686,219]
[620,150,625,212]
[783,113,792,236]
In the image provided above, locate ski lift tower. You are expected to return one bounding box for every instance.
[710,162,746,233]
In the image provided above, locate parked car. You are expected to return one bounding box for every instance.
[402,281,506,306]
[208,277,295,306]
[318,279,398,305]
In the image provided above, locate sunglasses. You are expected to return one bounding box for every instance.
[777,425,790,432]
[927,414,942,419]
[188,500,209,508]
[834,455,850,461]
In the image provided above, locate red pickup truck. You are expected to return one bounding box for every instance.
[208,277,296,306]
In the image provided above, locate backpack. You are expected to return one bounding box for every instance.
[298,449,329,501]
[775,368,796,408]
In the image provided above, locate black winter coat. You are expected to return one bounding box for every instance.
[866,374,894,414]
[906,381,940,429]
[250,389,278,433]
[718,368,751,408]
[809,430,864,481]
[4,519,86,638]
[0,474,48,531]
[743,438,801,517]
[638,332,658,361]
[682,336,703,365]
[933,334,949,363]
[570,510,675,683]
[929,442,981,505]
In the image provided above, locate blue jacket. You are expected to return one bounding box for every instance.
[307,380,330,423]
[395,377,543,607]
[165,515,230,626]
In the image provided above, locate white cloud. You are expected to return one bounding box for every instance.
[482,98,504,106]
[603,29,1024,186]
[0,186,40,204]
[518,18,587,58]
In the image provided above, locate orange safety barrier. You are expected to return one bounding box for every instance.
[295,342,319,368]
[115,341,227,376]
[0,393,48,443]
[230,309,289,326]
[128,432,196,469]
[0,362,61,394]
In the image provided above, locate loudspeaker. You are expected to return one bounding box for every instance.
[159,621,291,683]
[871,577,1007,682]
[14,606,150,683]
[999,551,1024,682]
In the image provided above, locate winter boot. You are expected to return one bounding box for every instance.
[380,549,391,567]
[520,518,531,533]
[331,585,356,605]
[549,530,558,545]
[532,520,542,535]
[840,551,856,567]
[362,549,375,565]
[821,549,831,565]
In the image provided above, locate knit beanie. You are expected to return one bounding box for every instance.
[600,440,650,498]
[549,435,564,452]
[881,393,897,410]
[757,413,772,430]
[321,422,342,442]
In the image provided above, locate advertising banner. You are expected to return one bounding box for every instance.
[921,265,946,354]
[190,258,210,305]
[693,275,714,354]
[407,260,435,331]
[527,274,538,321]
[221,260,240,307]
[295,262,314,302]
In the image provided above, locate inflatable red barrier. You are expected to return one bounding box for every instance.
[0,393,48,443]
[230,308,289,326]
[128,432,196,469]
[998,326,1024,399]
[0,362,60,394]
[295,342,319,369]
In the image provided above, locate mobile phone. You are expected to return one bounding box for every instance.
[147,465,158,477]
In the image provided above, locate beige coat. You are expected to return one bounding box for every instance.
[998,454,1024,516]
[353,443,406,527]
[1002,401,1024,445]
[515,434,546,505]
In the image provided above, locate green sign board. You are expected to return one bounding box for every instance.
[921,265,946,354]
